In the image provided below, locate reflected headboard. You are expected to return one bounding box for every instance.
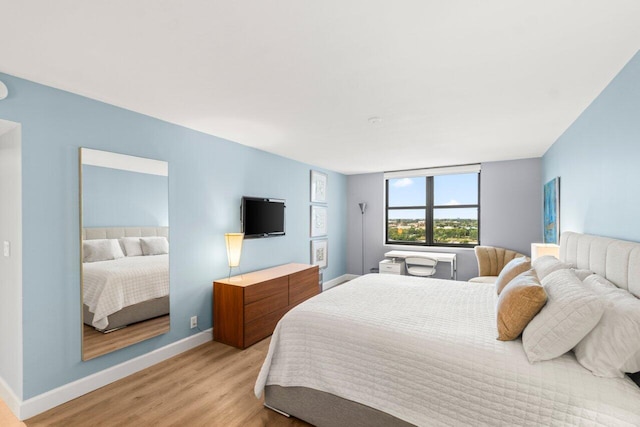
[82,226,169,241]
[560,231,640,298]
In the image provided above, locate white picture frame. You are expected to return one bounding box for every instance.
[311,239,328,269]
[310,170,328,203]
[310,205,328,237]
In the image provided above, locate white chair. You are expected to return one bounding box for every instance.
[405,257,438,277]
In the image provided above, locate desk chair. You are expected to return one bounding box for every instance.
[405,257,438,277]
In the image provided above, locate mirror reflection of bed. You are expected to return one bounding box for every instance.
[80,148,170,361]
[81,227,170,360]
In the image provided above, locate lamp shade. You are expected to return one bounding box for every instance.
[224,233,244,267]
[531,243,559,261]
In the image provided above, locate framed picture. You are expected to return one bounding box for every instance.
[310,205,328,237]
[310,170,328,203]
[311,239,328,269]
[544,177,560,244]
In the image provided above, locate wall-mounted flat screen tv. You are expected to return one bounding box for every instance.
[241,197,286,239]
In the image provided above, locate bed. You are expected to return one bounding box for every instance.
[255,232,640,426]
[82,227,169,332]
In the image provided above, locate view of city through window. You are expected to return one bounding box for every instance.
[386,172,479,246]
[387,218,479,245]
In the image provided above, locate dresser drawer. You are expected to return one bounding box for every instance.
[379,260,404,275]
[244,276,288,304]
[244,288,288,323]
[244,306,289,347]
[289,267,320,306]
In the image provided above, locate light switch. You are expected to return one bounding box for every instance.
[3,241,10,257]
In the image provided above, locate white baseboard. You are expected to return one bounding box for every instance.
[18,329,212,420]
[323,274,358,291]
[0,375,21,419]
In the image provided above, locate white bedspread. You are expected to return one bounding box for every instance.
[255,274,640,426]
[83,254,169,330]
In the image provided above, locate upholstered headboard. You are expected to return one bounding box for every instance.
[560,231,640,298]
[82,226,169,241]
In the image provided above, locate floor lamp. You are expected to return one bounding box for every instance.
[359,202,367,275]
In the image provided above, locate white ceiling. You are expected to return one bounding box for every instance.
[2,1,640,174]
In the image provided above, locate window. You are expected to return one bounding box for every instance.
[385,165,480,247]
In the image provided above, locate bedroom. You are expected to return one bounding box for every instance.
[1,1,640,425]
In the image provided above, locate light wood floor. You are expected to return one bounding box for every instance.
[0,399,26,427]
[83,315,170,360]
[26,337,309,427]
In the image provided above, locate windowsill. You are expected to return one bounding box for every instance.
[383,243,476,252]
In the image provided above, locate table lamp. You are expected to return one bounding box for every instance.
[530,243,559,262]
[225,233,244,279]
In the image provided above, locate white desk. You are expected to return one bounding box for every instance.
[384,250,457,280]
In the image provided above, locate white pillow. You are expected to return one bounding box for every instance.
[140,236,169,256]
[83,239,125,263]
[522,269,604,363]
[532,255,571,280]
[120,237,143,257]
[494,256,531,295]
[574,275,640,378]
[572,268,594,281]
[582,274,617,292]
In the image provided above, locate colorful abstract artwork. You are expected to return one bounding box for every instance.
[544,177,560,244]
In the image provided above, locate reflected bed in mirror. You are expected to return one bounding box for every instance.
[80,148,170,360]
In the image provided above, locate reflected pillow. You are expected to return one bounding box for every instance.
[496,269,547,341]
[495,256,531,294]
[83,239,125,263]
[522,269,604,363]
[120,237,143,257]
[141,236,169,256]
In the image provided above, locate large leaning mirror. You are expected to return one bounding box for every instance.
[80,148,170,360]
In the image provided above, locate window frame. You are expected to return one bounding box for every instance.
[385,171,481,248]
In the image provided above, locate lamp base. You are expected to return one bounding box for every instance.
[228,266,243,281]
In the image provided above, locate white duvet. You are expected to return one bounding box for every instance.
[83,254,169,330]
[255,274,640,426]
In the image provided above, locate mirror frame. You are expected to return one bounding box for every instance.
[79,148,170,360]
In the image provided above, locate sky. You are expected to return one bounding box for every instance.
[388,173,478,220]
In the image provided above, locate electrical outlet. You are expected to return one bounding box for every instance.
[190,316,198,329]
[3,241,10,257]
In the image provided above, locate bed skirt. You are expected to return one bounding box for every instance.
[83,296,169,332]
[265,385,413,427]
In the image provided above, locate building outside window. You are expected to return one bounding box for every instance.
[385,165,480,247]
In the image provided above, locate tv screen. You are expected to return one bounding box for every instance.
[242,197,286,238]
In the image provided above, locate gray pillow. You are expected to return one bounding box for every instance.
[140,236,169,256]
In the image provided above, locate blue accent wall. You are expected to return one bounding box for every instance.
[0,73,347,399]
[82,165,169,227]
[542,50,640,242]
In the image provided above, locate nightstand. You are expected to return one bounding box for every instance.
[379,259,404,275]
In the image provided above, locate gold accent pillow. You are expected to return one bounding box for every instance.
[495,256,531,294]
[496,269,547,341]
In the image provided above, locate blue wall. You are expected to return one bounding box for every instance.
[0,73,347,399]
[82,165,169,227]
[542,50,640,242]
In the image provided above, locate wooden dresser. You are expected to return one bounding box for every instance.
[213,263,320,349]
